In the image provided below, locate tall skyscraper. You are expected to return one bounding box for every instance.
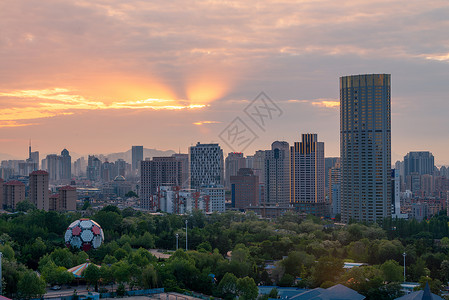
[29,170,49,211]
[189,143,224,190]
[132,146,144,173]
[265,141,290,207]
[290,134,325,215]
[60,149,72,180]
[225,152,246,189]
[340,74,392,223]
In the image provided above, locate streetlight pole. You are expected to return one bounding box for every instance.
[176,234,179,250]
[403,252,406,282]
[185,220,188,251]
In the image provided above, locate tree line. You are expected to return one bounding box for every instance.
[1,205,449,299]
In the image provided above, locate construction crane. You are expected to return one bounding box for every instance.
[192,191,201,210]
[172,186,183,214]
[203,195,210,213]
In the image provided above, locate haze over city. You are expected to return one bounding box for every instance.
[1,0,449,164]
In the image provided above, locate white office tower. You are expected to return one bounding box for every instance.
[189,143,224,190]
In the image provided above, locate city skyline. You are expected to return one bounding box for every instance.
[1,1,449,163]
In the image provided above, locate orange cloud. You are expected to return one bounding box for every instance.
[193,121,221,126]
[0,120,37,128]
[311,100,340,108]
[287,98,340,108]
[0,88,207,125]
[424,53,449,62]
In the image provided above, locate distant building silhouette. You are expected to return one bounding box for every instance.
[132,146,143,174]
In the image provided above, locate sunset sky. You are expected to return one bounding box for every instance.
[1,0,449,164]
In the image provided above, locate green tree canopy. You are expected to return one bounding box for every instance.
[15,200,36,212]
[83,264,101,291]
[17,271,46,299]
[217,272,238,300]
[236,276,258,300]
[381,260,403,283]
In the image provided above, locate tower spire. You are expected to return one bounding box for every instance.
[29,139,32,160]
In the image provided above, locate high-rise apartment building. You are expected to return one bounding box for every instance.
[29,170,49,211]
[253,150,266,184]
[58,186,77,211]
[3,180,25,210]
[132,146,143,173]
[329,160,341,217]
[48,186,77,211]
[43,149,71,181]
[87,155,102,181]
[171,153,189,188]
[325,157,339,192]
[202,185,225,212]
[73,157,86,177]
[46,154,60,181]
[0,178,3,209]
[225,152,246,189]
[404,151,434,177]
[340,74,392,223]
[265,141,290,207]
[391,169,407,218]
[189,143,224,190]
[231,168,259,209]
[115,159,128,177]
[290,134,325,215]
[403,151,435,193]
[447,191,449,217]
[140,157,182,210]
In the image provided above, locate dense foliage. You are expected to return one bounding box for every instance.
[1,207,449,299]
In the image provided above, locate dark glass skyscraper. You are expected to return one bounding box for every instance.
[340,74,391,223]
[132,146,143,173]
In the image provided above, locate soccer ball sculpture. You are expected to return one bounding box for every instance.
[64,219,104,251]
